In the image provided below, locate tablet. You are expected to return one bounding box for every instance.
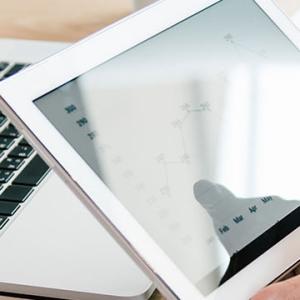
[0,0,300,299]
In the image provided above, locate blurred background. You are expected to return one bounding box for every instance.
[0,0,299,42]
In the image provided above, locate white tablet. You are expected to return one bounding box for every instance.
[0,0,299,299]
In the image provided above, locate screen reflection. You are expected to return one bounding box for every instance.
[36,0,300,295]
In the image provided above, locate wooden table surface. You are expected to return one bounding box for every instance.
[0,0,298,299]
[0,0,297,44]
[0,0,135,42]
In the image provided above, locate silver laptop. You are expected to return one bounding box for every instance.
[0,38,153,300]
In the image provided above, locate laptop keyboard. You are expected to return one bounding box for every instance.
[0,61,50,231]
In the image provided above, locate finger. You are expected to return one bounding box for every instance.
[251,275,300,300]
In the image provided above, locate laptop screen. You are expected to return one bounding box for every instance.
[35,0,300,295]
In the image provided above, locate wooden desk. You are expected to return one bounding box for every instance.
[0,0,298,299]
[0,0,298,43]
[0,0,133,42]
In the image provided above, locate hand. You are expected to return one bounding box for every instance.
[252,275,300,300]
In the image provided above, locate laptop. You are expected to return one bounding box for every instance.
[0,0,300,299]
[0,38,153,300]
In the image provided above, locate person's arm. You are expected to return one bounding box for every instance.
[252,275,300,300]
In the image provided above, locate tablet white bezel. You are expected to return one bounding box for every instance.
[0,0,299,299]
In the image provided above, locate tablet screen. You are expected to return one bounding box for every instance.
[35,0,300,295]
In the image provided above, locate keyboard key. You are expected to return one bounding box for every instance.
[0,169,14,183]
[9,145,33,158]
[0,136,14,150]
[1,124,20,138]
[0,113,7,127]
[0,215,8,229]
[13,155,50,186]
[0,185,33,203]
[0,157,24,170]
[19,138,29,146]
[0,62,9,72]
[3,63,26,78]
[0,201,19,216]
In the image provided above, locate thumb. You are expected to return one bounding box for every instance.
[251,275,300,300]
